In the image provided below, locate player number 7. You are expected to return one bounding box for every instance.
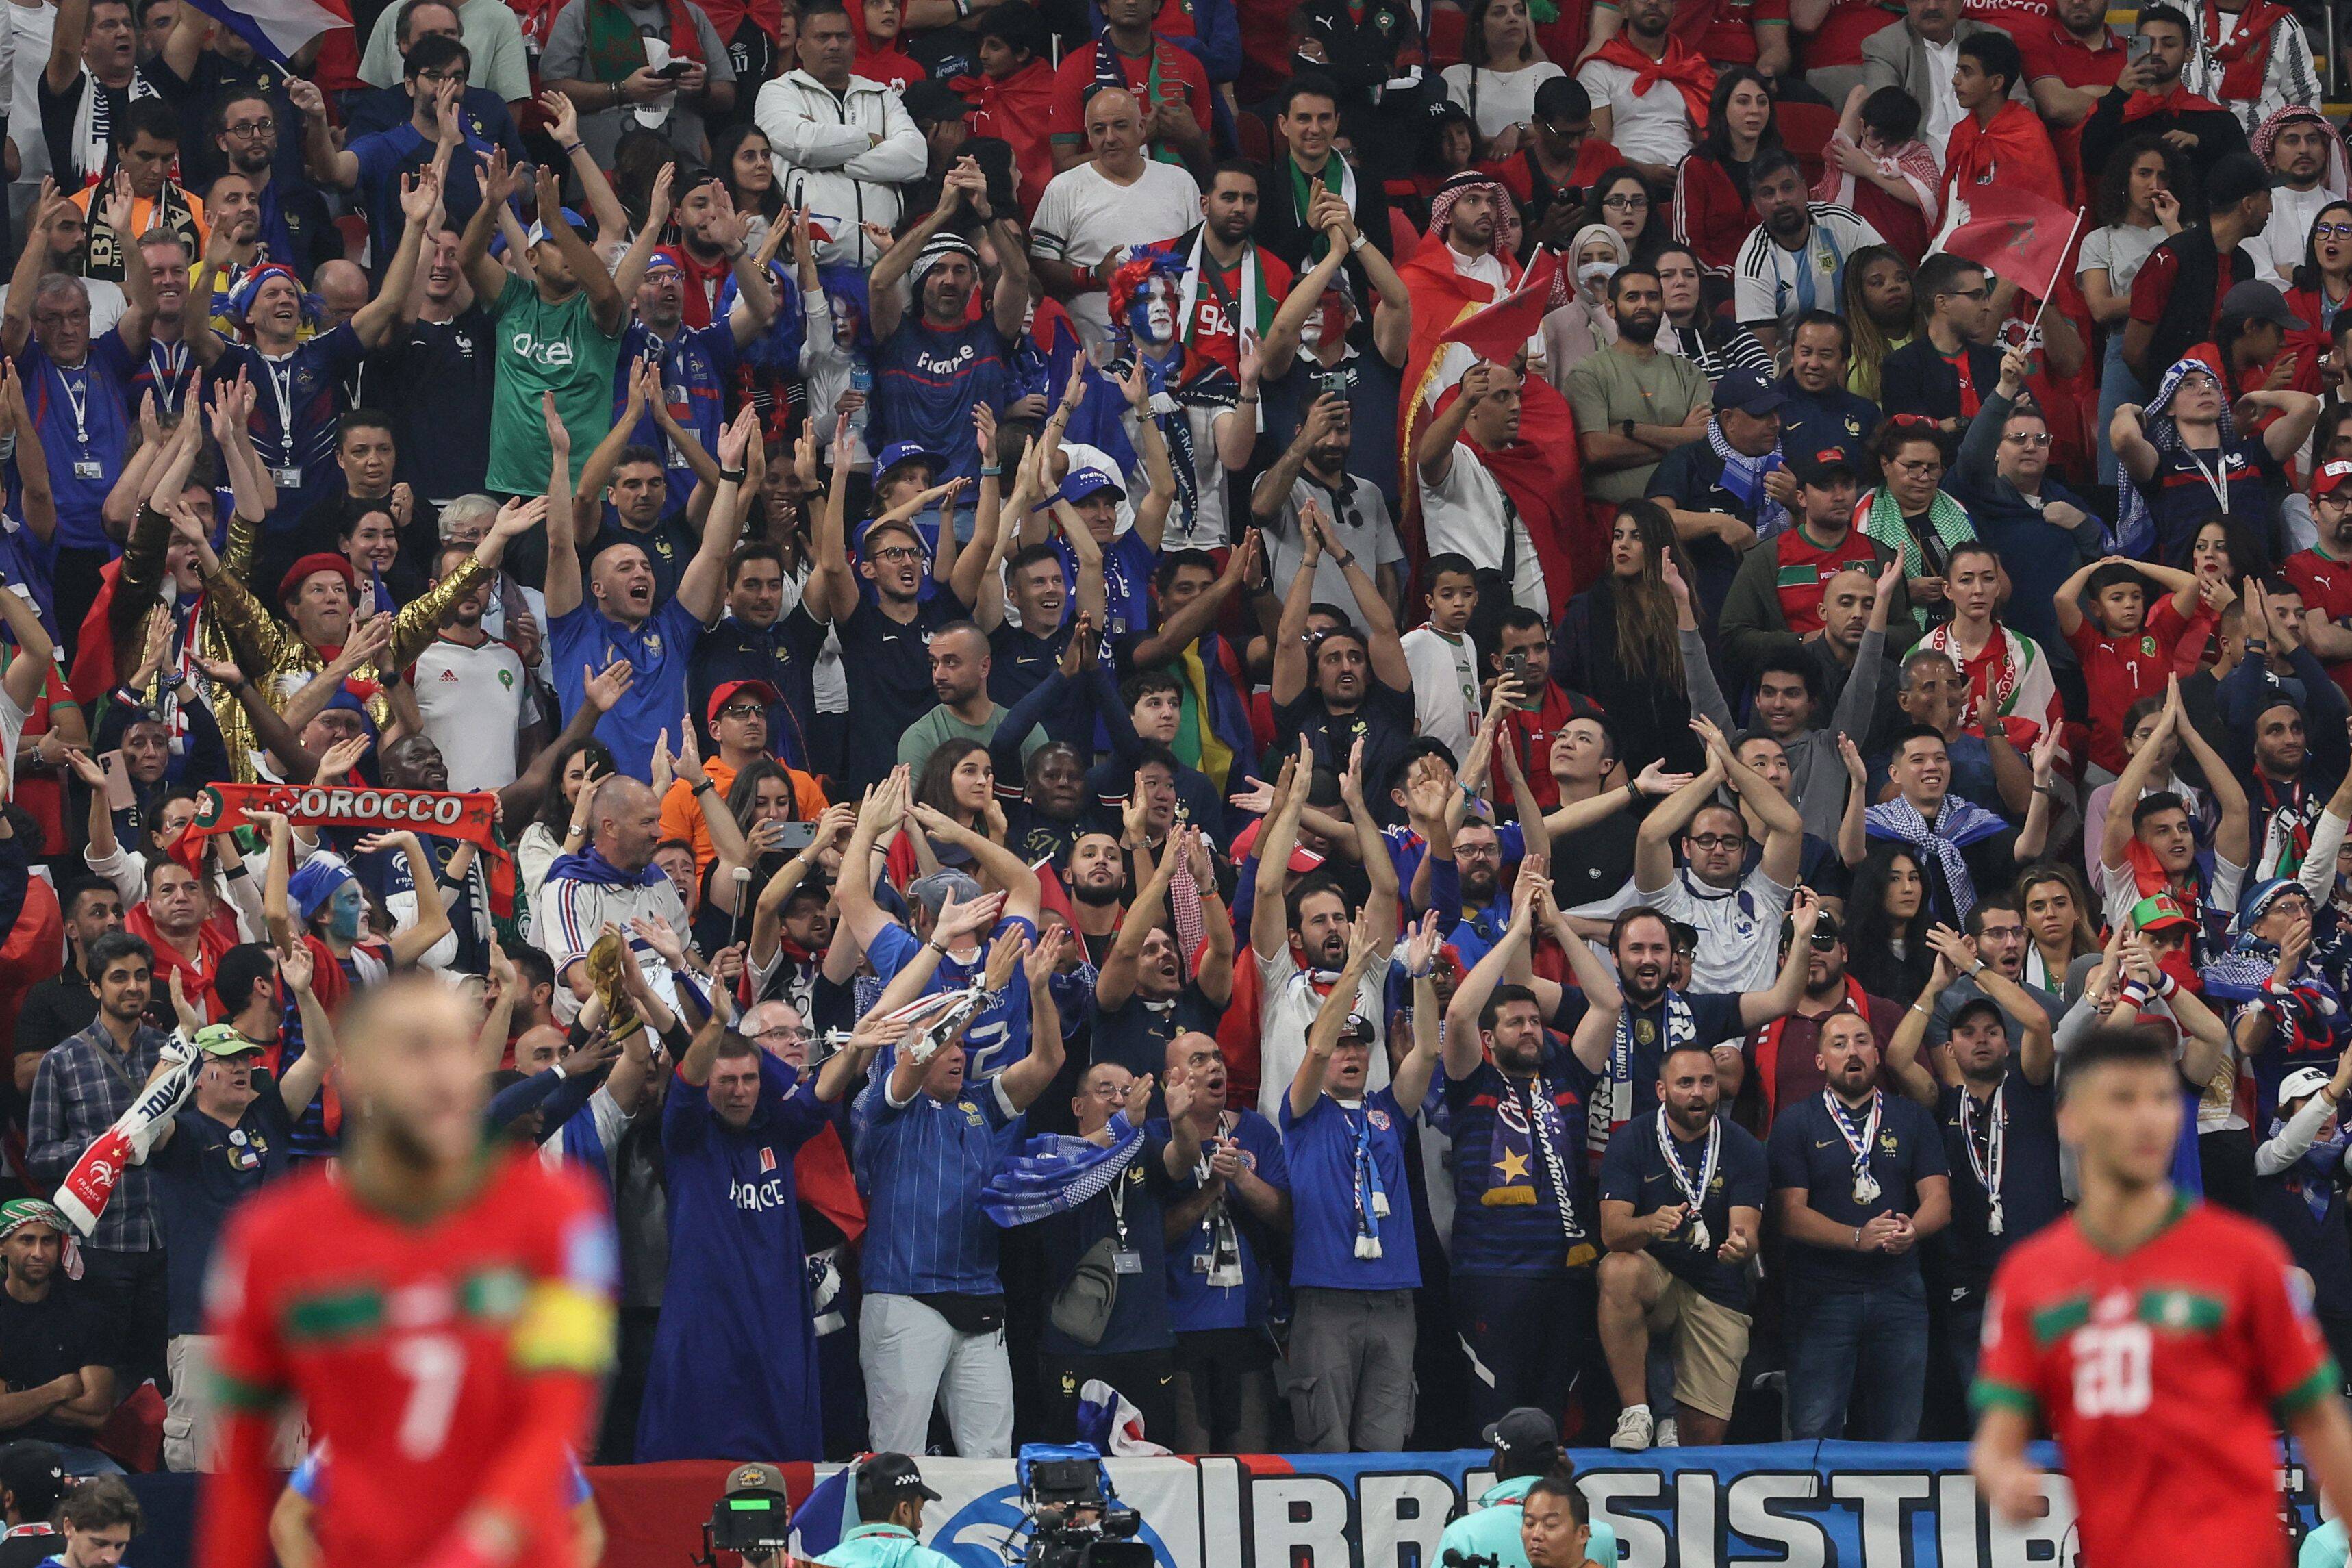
[390,1332,468,1459]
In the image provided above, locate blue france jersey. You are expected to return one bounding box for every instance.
[549,594,705,780]
[617,320,739,511]
[866,915,1037,1077]
[1154,1108,1288,1331]
[640,1052,831,1460]
[20,333,135,550]
[219,326,369,533]
[1279,1087,1420,1292]
[1053,531,1156,674]
[872,316,1010,485]
[854,1072,1027,1295]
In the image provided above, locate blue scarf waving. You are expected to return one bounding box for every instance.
[545,845,671,889]
[983,1110,1145,1226]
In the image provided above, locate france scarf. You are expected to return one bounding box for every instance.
[981,1111,1145,1227]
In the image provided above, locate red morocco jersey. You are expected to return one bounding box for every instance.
[1973,1198,2338,1568]
[198,1150,617,1568]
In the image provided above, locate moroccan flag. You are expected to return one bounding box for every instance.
[1935,185,2079,304]
[1437,249,1560,364]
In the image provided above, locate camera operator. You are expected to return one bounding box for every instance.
[1017,1446,1152,1568]
[810,1454,956,1568]
[1434,1411,1618,1568]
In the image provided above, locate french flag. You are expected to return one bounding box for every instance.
[190,0,351,65]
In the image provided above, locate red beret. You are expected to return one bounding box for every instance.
[278,553,357,606]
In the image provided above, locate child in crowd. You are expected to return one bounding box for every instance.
[2054,555,2214,781]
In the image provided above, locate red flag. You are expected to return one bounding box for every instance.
[1936,185,2078,304]
[1437,249,1560,364]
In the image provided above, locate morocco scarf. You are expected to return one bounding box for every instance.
[2203,0,2297,99]
[1589,33,1716,128]
[585,0,703,81]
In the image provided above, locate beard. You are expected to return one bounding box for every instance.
[1616,310,1661,344]
[1071,880,1124,907]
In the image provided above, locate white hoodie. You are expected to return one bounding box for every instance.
[753,70,926,269]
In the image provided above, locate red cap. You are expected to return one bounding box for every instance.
[707,679,781,724]
[277,553,357,605]
[1230,817,1324,874]
[2316,459,2352,499]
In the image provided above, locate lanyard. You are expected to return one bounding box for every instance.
[1824,1087,1884,1202]
[149,339,186,394]
[264,353,297,468]
[2179,444,2232,515]
[58,366,90,450]
[1958,1078,2008,1234]
[1656,1106,1720,1252]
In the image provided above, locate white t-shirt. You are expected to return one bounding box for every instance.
[1575,55,1695,167]
[1254,944,1391,1124]
[413,634,529,792]
[1921,37,1964,159]
[2077,220,2166,296]
[1417,441,1547,620]
[1645,863,1793,992]
[0,664,29,778]
[1032,160,1203,347]
[1732,205,1883,333]
[1442,61,1567,138]
[1262,473,1403,616]
[1402,625,1480,761]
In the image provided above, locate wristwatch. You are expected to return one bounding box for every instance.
[1621,418,1636,440]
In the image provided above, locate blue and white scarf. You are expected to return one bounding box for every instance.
[1589,992,1692,1170]
[1864,794,2009,923]
[1707,419,1789,541]
[982,1109,1145,1226]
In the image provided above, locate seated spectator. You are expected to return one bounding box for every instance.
[1915,541,2063,750]
[1643,366,1793,617]
[1856,417,1973,633]
[1950,361,2108,659]
[1941,31,2065,210]
[1811,86,1938,267]
[1864,724,2055,929]
[1653,244,1773,385]
[1733,151,1882,355]
[2114,356,2316,570]
[1842,243,1916,403]
[1719,453,1904,683]
[14,878,122,1065]
[0,1201,123,1475]
[1774,310,1880,470]
[1878,255,2002,437]
[1441,0,1566,160]
[1574,0,1706,187]
[1671,68,1780,277]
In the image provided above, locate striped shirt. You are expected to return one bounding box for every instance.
[1732,204,1882,335]
[853,1072,1026,1297]
[535,872,690,1024]
[1660,317,1774,383]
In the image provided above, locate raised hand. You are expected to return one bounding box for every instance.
[935,887,1007,945]
[316,735,371,783]
[1024,923,1067,987]
[1634,759,1694,797]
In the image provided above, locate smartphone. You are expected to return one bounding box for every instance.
[657,58,695,77]
[774,820,820,852]
[2128,31,2153,58]
[97,749,136,811]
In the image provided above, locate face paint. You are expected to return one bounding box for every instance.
[327,883,364,942]
[1306,293,1348,351]
[1128,275,1178,345]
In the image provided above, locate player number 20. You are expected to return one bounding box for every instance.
[390,1333,468,1458]
[2069,1322,2153,1417]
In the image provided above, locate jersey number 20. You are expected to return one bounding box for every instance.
[2069,1322,2153,1417]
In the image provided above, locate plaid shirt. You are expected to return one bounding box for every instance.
[26,1018,170,1252]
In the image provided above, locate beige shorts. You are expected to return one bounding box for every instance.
[1634,1252,1753,1421]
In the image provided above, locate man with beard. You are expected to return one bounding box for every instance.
[149,947,334,1472]
[691,544,824,772]
[1251,742,1400,1122]
[38,0,166,190]
[293,43,494,286]
[1882,930,2059,1397]
[0,1200,121,1471]
[1424,359,1560,637]
[26,931,175,1402]
[1597,1040,1771,1450]
[2218,593,2352,883]
[1167,162,1302,388]
[1253,392,1402,623]
[2246,107,2344,290]
[608,231,776,515]
[1566,268,1710,572]
[1732,152,1883,355]
[1058,831,1128,962]
[1435,865,1630,1431]
[342,2,528,166]
[1093,826,1233,1077]
[2082,6,2250,197]
[1767,1010,1951,1441]
[2288,464,2352,706]
[547,392,744,779]
[2015,0,2128,194]
[366,222,494,507]
[898,622,1048,779]
[1265,513,1416,823]
[868,160,1028,486]
[1634,718,1804,994]
[1153,1030,1290,1455]
[409,542,531,792]
[16,878,121,1067]
[1645,367,1793,618]
[1573,0,1704,186]
[1718,901,1912,1133]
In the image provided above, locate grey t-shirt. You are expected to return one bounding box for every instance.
[542,0,735,162]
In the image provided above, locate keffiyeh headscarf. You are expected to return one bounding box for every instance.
[2116,356,2234,555]
[1864,795,2010,922]
[1428,172,1508,242]
[909,233,981,296]
[0,1200,78,1280]
[2252,105,2352,199]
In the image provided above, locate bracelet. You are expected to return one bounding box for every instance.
[1330,551,1356,569]
[1911,1001,1932,1015]
[1349,229,1368,252]
[1237,393,1259,403]
[567,821,590,837]
[1852,1225,1865,1251]
[559,141,585,157]
[928,937,950,955]
[718,466,748,484]
[980,465,1002,477]
[691,778,716,796]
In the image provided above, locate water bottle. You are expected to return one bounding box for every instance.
[848,361,872,397]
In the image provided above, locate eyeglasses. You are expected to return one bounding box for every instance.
[1893,457,1945,476]
[1685,833,1747,851]
[868,544,924,562]
[718,702,765,720]
[417,66,468,84]
[1949,285,1991,301]
[223,117,276,138]
[1602,194,1649,210]
[2318,223,2352,239]
[753,1023,810,1042]
[2000,431,2053,447]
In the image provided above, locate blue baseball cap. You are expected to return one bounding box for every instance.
[1059,468,1123,505]
[874,441,937,479]
[1714,366,1788,416]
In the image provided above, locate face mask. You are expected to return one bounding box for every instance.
[1576,262,1613,293]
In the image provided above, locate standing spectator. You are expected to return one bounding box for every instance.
[0,1203,121,1474]
[1030,89,1203,348]
[1632,718,1803,992]
[856,922,1069,1458]
[542,0,737,165]
[1574,0,1706,187]
[1264,513,1417,811]
[690,544,825,772]
[1255,75,1390,284]
[1553,503,1704,776]
[2121,148,2269,388]
[1732,152,1881,354]
[1091,829,1233,1077]
[14,878,120,1066]
[1596,1039,1771,1450]
[24,931,170,1399]
[1421,359,1553,626]
[370,224,495,508]
[1154,1031,1289,1455]
[1254,392,1402,621]
[639,981,907,1460]
[67,99,205,283]
[2254,1052,2352,1376]
[1400,555,1481,762]
[39,0,162,190]
[1950,363,2106,660]
[1654,244,1774,385]
[1718,456,1900,686]
[1940,31,2064,209]
[409,543,533,793]
[344,5,530,162]
[149,944,334,1472]
[1766,1010,1951,1440]
[291,46,491,288]
[2186,0,2318,136]
[1880,255,2004,435]
[358,0,531,103]
[753,1,922,268]
[537,775,694,1019]
[1442,0,1566,157]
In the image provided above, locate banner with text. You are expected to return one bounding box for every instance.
[848,1441,2328,1568]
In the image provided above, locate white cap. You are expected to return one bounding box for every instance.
[2279,1066,2334,1107]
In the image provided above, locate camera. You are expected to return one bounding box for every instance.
[1020,1447,1152,1568]
[698,1464,794,1565]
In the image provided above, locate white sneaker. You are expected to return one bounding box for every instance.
[1610,1404,1654,1451]
[1655,1417,1680,1447]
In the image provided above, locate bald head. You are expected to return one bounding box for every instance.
[514,1023,568,1072]
[592,776,662,874]
[1819,566,1877,648]
[1085,87,1146,167]
[1165,1030,1226,1114]
[314,259,370,326]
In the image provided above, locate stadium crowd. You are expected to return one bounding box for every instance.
[0,0,2349,1488]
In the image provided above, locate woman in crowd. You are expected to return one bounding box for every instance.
[1543,223,1628,385]
[1653,243,1773,383]
[2081,137,2184,496]
[711,123,786,251]
[885,739,1006,884]
[1589,164,1668,259]
[1845,842,1934,1001]
[518,738,616,939]
[1441,0,1565,156]
[1673,68,1782,275]
[1842,244,1914,403]
[1552,502,1703,773]
[701,758,819,952]
[2016,862,2101,994]
[2188,516,2266,605]
[1860,416,1973,630]
[2289,199,2352,339]
[1406,101,1482,229]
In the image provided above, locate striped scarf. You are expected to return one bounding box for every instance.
[1864,794,2009,923]
[982,1110,1146,1226]
[1858,483,1974,627]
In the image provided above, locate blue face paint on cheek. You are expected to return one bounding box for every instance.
[328,885,364,941]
